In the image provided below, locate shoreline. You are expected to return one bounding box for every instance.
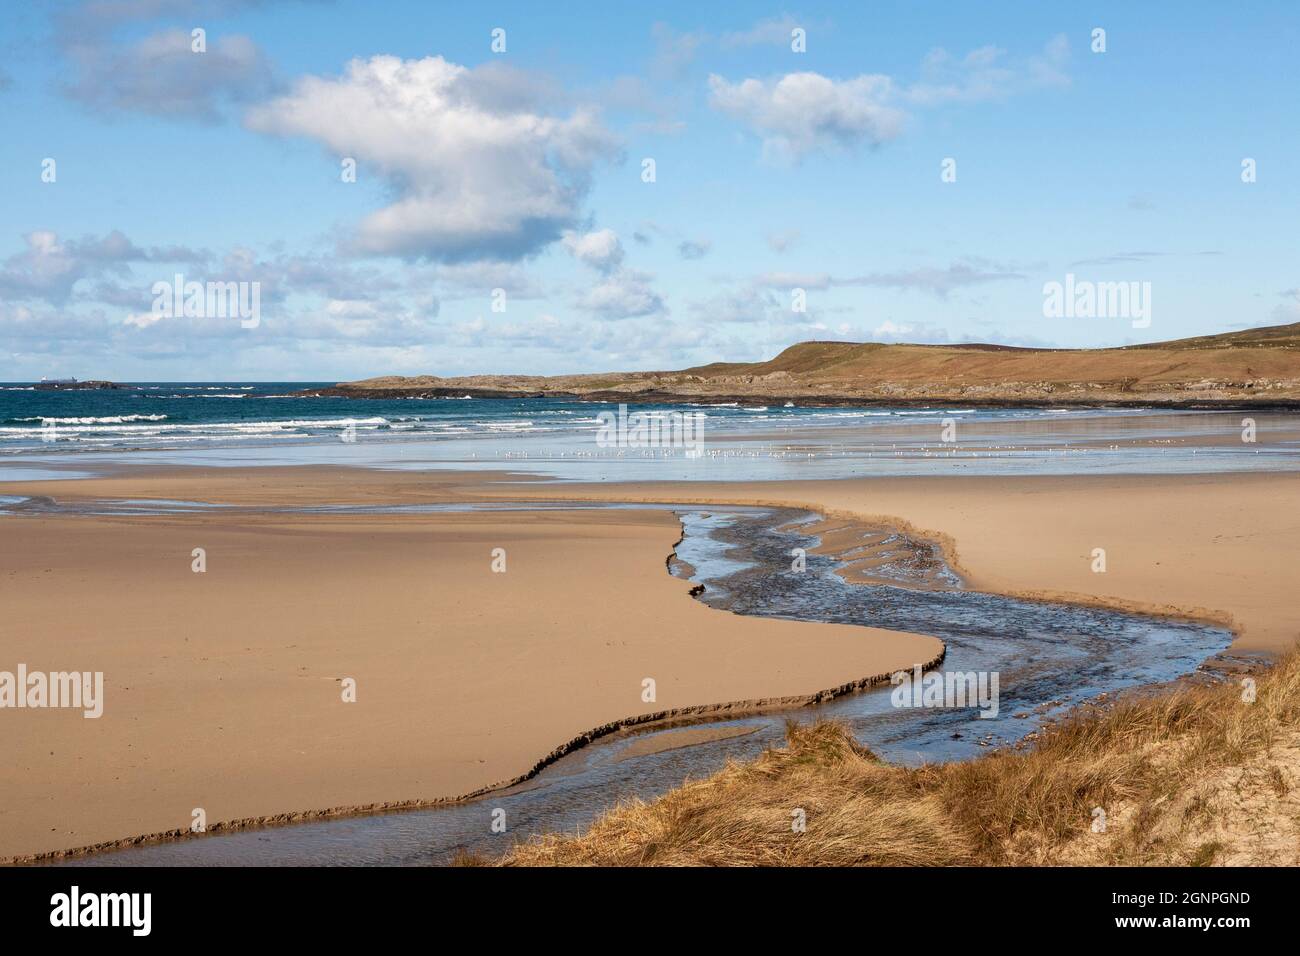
[290,384,1300,411]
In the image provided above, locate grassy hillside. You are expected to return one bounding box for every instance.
[328,321,1300,406]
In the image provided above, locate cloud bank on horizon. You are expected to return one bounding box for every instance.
[0,0,1296,380]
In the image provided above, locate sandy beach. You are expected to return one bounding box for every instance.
[0,493,940,862]
[1,464,1296,861]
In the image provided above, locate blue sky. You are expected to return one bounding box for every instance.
[1,0,1297,381]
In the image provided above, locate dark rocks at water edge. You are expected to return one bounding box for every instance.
[292,384,550,400]
[289,382,1300,411]
[33,380,133,391]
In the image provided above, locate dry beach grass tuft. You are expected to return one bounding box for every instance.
[502,645,1300,866]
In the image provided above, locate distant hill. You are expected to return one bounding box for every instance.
[302,321,1300,408]
[1123,321,1300,351]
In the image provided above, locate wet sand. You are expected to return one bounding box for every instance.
[26,465,1284,653]
[0,502,939,862]
[5,406,1298,487]
[612,723,761,763]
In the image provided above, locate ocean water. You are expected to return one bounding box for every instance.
[3,383,1298,480]
[0,381,1157,448]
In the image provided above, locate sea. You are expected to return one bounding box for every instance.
[2,382,1298,481]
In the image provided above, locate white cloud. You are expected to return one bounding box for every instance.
[562,228,624,272]
[122,311,159,329]
[325,299,379,318]
[708,71,904,161]
[0,229,209,304]
[710,36,1071,160]
[560,228,664,318]
[577,269,665,319]
[246,55,620,262]
[756,271,832,290]
[871,320,951,343]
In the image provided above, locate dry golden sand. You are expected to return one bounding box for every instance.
[0,494,938,862]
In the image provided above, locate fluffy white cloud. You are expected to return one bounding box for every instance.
[560,228,663,318]
[868,320,956,343]
[562,229,624,272]
[0,229,209,304]
[577,269,665,319]
[710,37,1071,161]
[246,55,620,262]
[708,71,904,160]
[0,231,88,302]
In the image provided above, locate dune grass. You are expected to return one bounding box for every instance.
[498,647,1299,866]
